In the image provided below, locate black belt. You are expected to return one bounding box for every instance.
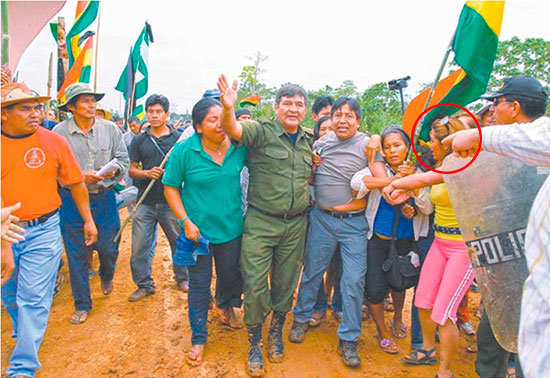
[433,224,461,235]
[320,208,365,219]
[16,209,58,228]
[248,205,308,221]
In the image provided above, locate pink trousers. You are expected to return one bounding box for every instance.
[414,236,474,326]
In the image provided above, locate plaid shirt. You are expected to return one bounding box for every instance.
[482,116,550,378]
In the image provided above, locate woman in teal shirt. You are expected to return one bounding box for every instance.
[163,98,247,366]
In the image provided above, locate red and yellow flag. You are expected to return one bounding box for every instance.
[239,95,262,107]
[57,36,93,102]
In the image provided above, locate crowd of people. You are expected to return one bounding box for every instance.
[1,71,548,378]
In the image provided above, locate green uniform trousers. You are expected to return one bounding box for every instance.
[241,208,307,325]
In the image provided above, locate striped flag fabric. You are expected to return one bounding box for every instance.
[66,0,99,69]
[239,95,262,107]
[115,22,154,121]
[57,35,94,103]
[402,69,464,136]
[418,1,504,141]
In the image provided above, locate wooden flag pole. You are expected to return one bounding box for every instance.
[407,31,456,161]
[113,138,180,243]
[422,31,456,113]
[93,2,101,92]
[47,52,53,110]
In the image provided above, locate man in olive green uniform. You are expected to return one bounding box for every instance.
[218,75,312,377]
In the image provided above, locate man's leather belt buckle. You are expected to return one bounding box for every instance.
[321,208,365,219]
[16,209,58,228]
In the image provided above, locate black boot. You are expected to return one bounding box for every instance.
[337,339,361,368]
[267,311,286,363]
[246,324,265,377]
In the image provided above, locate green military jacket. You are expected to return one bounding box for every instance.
[240,117,313,215]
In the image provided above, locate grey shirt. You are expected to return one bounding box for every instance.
[313,131,369,209]
[54,117,129,191]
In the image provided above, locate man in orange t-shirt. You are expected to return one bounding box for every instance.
[1,83,98,378]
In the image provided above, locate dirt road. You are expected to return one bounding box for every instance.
[2,211,479,377]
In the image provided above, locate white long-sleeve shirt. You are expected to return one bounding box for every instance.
[482,116,550,378]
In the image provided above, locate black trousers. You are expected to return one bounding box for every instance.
[365,234,414,304]
[475,311,524,378]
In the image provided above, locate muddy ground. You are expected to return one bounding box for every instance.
[2,210,479,377]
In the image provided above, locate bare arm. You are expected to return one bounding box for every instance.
[164,185,201,242]
[382,171,443,205]
[69,181,98,246]
[391,170,443,191]
[217,74,243,141]
[129,162,164,180]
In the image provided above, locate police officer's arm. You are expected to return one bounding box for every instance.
[69,182,98,246]
[382,171,443,205]
[217,74,243,141]
[164,185,201,243]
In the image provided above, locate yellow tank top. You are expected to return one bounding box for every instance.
[430,183,463,241]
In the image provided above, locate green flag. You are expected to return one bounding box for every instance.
[66,1,99,69]
[115,22,154,120]
[418,1,505,141]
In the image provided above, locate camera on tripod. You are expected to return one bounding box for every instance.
[388,76,411,91]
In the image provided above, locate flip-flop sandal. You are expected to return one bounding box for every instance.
[186,346,204,366]
[391,319,408,339]
[403,348,437,365]
[69,310,89,325]
[379,338,399,354]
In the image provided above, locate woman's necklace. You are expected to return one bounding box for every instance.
[202,139,227,156]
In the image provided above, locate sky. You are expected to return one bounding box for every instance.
[15,0,550,115]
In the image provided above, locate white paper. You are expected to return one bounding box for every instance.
[97,159,118,177]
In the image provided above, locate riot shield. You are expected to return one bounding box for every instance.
[443,152,547,352]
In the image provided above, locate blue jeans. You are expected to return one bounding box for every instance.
[313,247,342,314]
[59,189,120,312]
[293,208,367,341]
[130,203,188,291]
[1,213,62,377]
[188,237,243,345]
[410,228,435,349]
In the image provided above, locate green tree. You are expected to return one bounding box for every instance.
[448,37,550,114]
[358,82,402,135]
[489,37,550,91]
[237,51,277,120]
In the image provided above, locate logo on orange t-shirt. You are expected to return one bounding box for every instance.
[24,147,46,169]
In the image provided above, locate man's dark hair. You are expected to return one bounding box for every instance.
[235,108,251,119]
[504,94,547,119]
[128,116,141,124]
[311,96,334,115]
[331,96,362,120]
[191,98,221,132]
[145,94,170,112]
[275,83,307,105]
